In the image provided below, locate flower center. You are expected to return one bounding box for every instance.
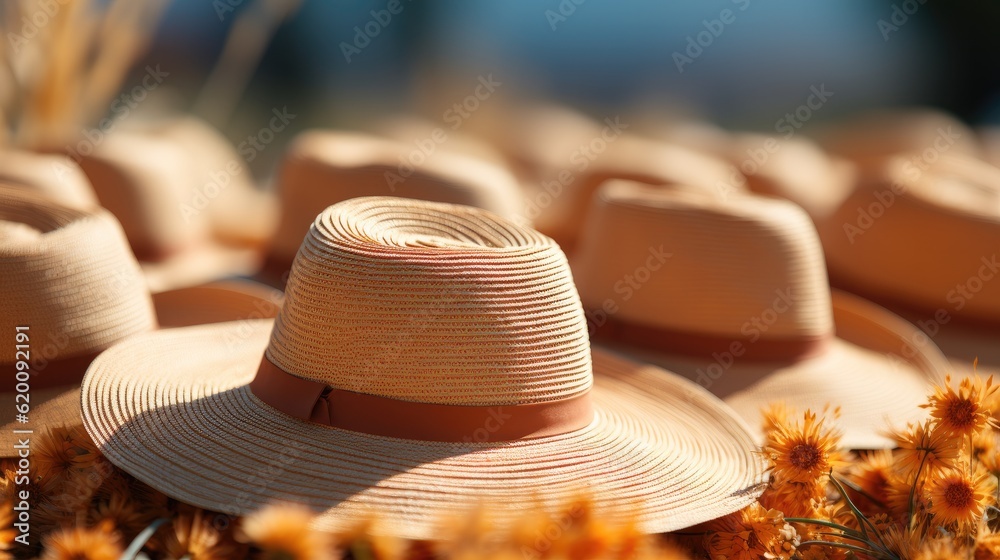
[946,399,976,429]
[944,481,974,508]
[789,443,821,470]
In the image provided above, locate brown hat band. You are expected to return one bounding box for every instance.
[590,312,832,363]
[1,350,102,392]
[249,357,595,442]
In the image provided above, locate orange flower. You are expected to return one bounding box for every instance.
[889,421,961,478]
[704,503,799,560]
[761,402,793,443]
[40,521,122,560]
[764,410,842,485]
[926,469,995,529]
[159,509,245,560]
[847,450,893,513]
[759,480,824,519]
[241,503,335,560]
[923,375,997,437]
[975,529,1000,560]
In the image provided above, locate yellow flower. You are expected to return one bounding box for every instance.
[761,402,793,443]
[889,421,961,478]
[704,503,799,560]
[976,430,1000,476]
[913,534,960,560]
[764,410,842,485]
[926,469,995,529]
[923,375,998,436]
[241,503,335,560]
[885,472,927,521]
[40,521,122,560]
[880,524,923,559]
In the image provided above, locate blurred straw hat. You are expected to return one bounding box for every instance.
[814,108,981,165]
[816,153,1000,379]
[260,130,525,286]
[84,196,766,538]
[572,181,949,448]
[0,188,281,454]
[151,279,283,328]
[0,149,99,211]
[77,117,275,292]
[727,134,857,221]
[527,134,737,253]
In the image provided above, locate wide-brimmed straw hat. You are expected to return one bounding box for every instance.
[84,196,767,537]
[260,131,525,286]
[77,117,275,292]
[572,181,949,449]
[0,188,281,454]
[815,153,1000,379]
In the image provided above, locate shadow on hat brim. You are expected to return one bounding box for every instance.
[82,320,767,539]
[0,281,283,456]
[595,291,947,450]
[152,279,284,328]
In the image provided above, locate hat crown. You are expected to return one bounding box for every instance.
[0,188,156,363]
[270,131,526,263]
[574,181,834,341]
[266,196,593,406]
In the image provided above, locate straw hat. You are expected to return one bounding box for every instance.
[0,149,99,211]
[727,134,856,222]
[84,196,767,538]
[260,131,525,287]
[77,119,270,292]
[0,188,282,454]
[527,134,737,253]
[814,108,981,165]
[816,154,1000,379]
[572,181,949,449]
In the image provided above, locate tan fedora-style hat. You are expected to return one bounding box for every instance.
[573,181,949,449]
[0,149,99,211]
[76,118,274,293]
[816,153,1000,379]
[727,134,857,222]
[528,134,737,253]
[260,130,525,287]
[84,196,767,538]
[0,188,282,455]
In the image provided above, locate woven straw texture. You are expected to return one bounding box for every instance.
[0,150,98,211]
[83,196,767,538]
[270,197,590,405]
[573,181,949,448]
[269,131,525,265]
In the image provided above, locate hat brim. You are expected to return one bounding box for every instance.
[888,307,1000,381]
[0,386,81,452]
[596,291,948,449]
[141,242,261,294]
[151,279,283,328]
[0,281,284,456]
[82,319,766,539]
